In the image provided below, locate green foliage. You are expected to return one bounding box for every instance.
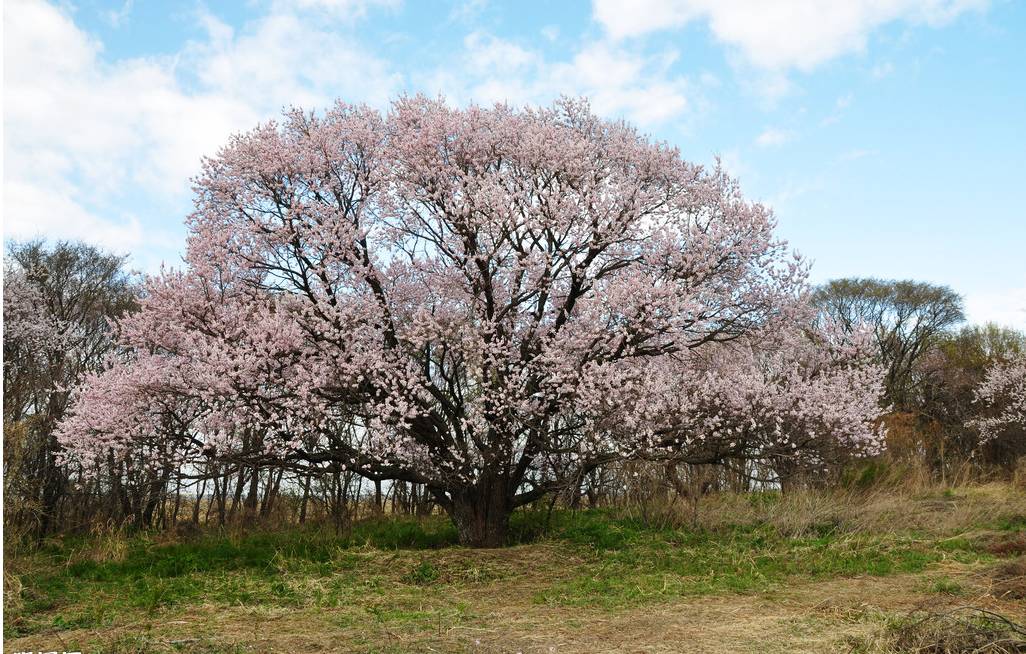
[403,560,440,585]
[345,514,458,549]
[994,513,1026,532]
[927,577,966,596]
[813,277,965,409]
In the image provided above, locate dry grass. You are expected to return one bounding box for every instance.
[84,519,132,563]
[5,482,1025,653]
[673,482,1026,538]
[990,558,1026,601]
[8,563,1025,653]
[865,607,1026,653]
[982,532,1026,557]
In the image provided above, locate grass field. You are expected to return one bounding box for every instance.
[4,484,1026,653]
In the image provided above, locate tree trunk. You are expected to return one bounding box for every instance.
[236,467,256,521]
[773,456,799,494]
[373,479,383,515]
[298,472,312,525]
[171,477,182,526]
[193,475,207,525]
[260,468,283,518]
[445,479,513,548]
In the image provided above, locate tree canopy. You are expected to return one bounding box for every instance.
[56,97,885,545]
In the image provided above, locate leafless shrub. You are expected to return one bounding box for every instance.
[886,607,1026,653]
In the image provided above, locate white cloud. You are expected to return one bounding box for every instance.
[839,148,878,161]
[765,175,824,210]
[593,0,988,70]
[184,8,401,114]
[103,0,134,28]
[3,180,145,254]
[275,0,400,20]
[5,1,694,271]
[822,93,855,125]
[448,0,488,23]
[738,69,794,105]
[3,0,401,269]
[755,127,792,147]
[426,34,691,127]
[715,149,748,180]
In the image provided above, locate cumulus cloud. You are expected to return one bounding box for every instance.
[5,0,697,268]
[3,0,401,267]
[4,181,145,254]
[426,33,691,127]
[183,8,401,114]
[5,0,698,272]
[592,0,988,70]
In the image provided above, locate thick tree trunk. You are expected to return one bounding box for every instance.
[445,479,513,548]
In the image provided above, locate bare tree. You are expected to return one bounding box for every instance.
[813,278,964,410]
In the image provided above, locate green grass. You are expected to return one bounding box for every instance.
[531,511,975,607]
[926,577,967,596]
[6,516,458,638]
[12,483,1025,653]
[3,503,1016,644]
[12,476,1026,652]
[994,513,1026,532]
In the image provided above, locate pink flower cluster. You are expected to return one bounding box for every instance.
[56,97,884,494]
[973,354,1026,439]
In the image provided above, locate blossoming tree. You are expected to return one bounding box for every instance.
[635,323,886,486]
[973,354,1026,440]
[59,97,879,546]
[5,241,139,535]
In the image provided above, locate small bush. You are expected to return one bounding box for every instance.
[928,577,966,596]
[403,560,440,585]
[885,608,1026,653]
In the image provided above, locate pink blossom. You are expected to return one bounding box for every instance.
[56,96,883,545]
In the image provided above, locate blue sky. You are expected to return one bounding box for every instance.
[4,0,1025,327]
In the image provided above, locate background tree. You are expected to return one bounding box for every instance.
[629,320,886,492]
[915,324,1026,473]
[3,240,139,538]
[973,352,1026,444]
[813,278,964,410]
